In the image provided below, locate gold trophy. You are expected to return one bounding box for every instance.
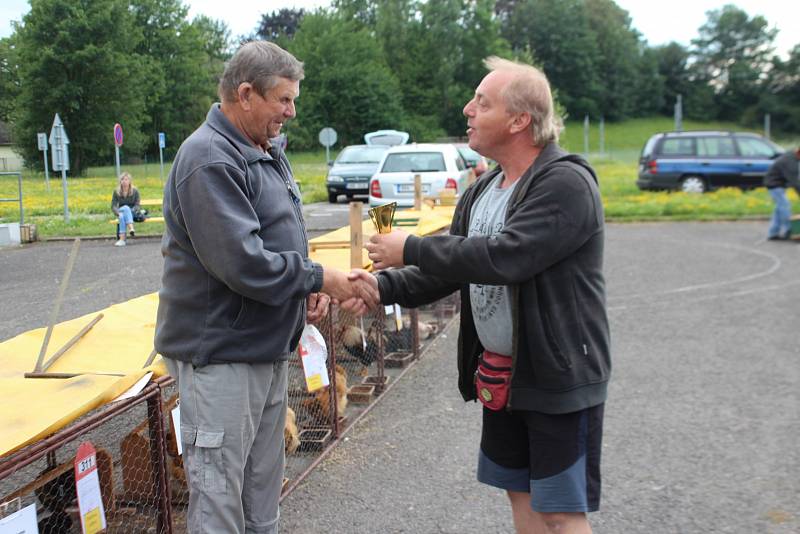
[368,202,397,234]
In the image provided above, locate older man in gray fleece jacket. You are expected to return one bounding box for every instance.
[155,41,376,534]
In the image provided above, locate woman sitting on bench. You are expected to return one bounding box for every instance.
[111,171,142,247]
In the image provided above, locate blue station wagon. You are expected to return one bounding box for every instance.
[636,131,784,193]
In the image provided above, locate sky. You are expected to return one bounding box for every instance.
[1,0,798,58]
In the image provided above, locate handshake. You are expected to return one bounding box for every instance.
[310,228,410,321]
[320,268,381,316]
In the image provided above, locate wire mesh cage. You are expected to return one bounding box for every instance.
[0,383,172,533]
[0,293,461,532]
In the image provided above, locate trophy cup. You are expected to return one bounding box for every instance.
[368,202,397,234]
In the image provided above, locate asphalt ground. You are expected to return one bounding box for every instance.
[1,215,798,533]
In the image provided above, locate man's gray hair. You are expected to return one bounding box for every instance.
[484,56,563,146]
[218,41,305,102]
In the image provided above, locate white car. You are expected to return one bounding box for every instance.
[368,143,472,208]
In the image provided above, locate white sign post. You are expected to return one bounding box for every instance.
[37,132,50,191]
[49,113,70,222]
[318,127,337,164]
[158,132,166,187]
[113,123,123,178]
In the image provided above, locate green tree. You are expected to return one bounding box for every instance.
[12,0,149,173]
[0,36,20,123]
[756,44,800,135]
[286,11,405,149]
[130,0,230,159]
[653,42,691,116]
[256,8,305,42]
[690,5,777,121]
[585,0,644,120]
[500,0,601,118]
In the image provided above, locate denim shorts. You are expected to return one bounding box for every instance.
[477,403,604,513]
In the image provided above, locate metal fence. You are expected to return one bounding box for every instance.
[0,294,460,532]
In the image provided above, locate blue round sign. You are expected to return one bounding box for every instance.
[113,123,123,146]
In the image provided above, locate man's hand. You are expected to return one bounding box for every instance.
[321,267,380,315]
[365,229,409,270]
[339,269,380,315]
[306,292,330,324]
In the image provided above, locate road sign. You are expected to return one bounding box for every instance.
[318,127,337,147]
[38,133,50,190]
[49,113,70,221]
[158,132,166,186]
[113,123,123,146]
[49,113,69,172]
[318,127,337,164]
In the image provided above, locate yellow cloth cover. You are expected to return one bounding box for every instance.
[0,208,454,458]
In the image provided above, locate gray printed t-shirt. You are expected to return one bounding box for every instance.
[468,172,517,355]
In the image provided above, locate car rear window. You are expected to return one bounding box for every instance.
[736,137,777,157]
[641,136,660,158]
[382,152,446,172]
[660,138,695,156]
[337,146,387,164]
[697,137,736,157]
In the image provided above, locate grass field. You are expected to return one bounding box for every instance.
[1,117,798,238]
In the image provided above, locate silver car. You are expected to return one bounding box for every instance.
[368,143,472,208]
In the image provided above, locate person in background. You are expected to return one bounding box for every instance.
[111,171,141,247]
[764,146,800,240]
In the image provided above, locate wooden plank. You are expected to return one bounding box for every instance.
[109,216,164,224]
[34,238,80,373]
[309,241,350,251]
[143,348,158,368]
[40,313,104,372]
[24,371,125,379]
[349,201,363,269]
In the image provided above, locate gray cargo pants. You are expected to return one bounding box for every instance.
[165,358,287,534]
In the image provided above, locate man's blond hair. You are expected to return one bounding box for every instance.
[484,56,563,146]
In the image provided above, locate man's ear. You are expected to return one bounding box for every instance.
[237,82,254,111]
[509,112,532,135]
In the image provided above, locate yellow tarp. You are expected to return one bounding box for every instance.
[0,207,454,458]
[0,294,167,456]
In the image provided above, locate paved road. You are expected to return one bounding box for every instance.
[1,217,798,533]
[0,201,361,341]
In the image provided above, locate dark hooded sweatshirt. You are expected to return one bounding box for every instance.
[377,143,611,414]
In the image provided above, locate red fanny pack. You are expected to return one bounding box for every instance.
[475,350,512,411]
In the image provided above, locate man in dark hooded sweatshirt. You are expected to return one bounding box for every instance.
[355,57,611,534]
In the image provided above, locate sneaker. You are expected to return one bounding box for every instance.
[114,239,126,247]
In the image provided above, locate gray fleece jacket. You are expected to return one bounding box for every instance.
[155,104,324,366]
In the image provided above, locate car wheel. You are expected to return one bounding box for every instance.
[328,192,339,203]
[680,176,706,194]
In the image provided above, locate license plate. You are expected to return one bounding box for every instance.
[346,182,367,189]
[397,184,429,193]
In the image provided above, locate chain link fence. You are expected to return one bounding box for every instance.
[0,293,461,532]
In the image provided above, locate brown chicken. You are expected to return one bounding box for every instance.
[301,364,348,423]
[284,406,300,454]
